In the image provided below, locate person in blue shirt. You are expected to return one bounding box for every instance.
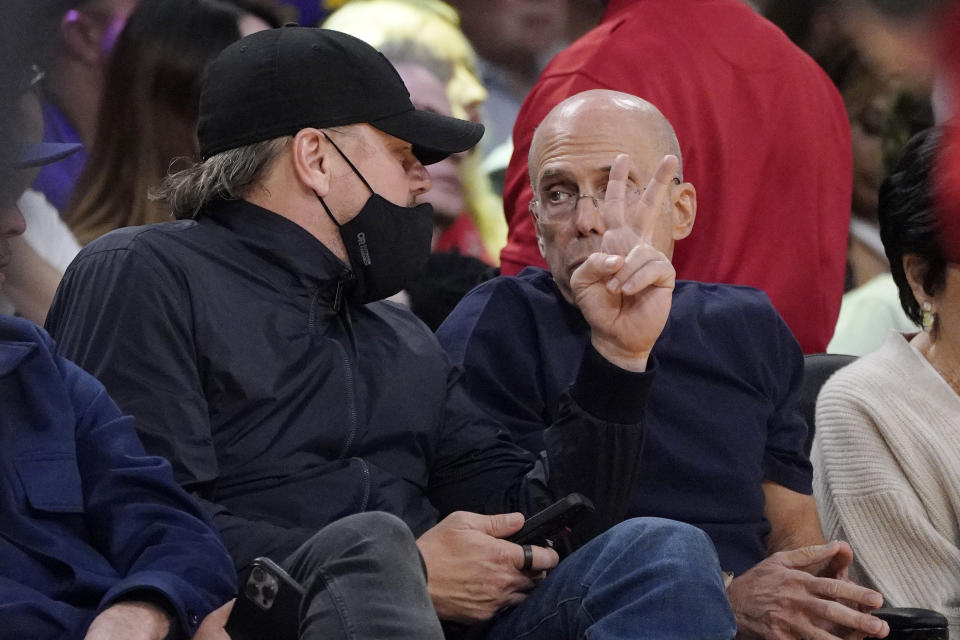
[437,89,894,640]
[0,53,239,638]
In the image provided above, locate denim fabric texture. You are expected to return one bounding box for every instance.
[485,518,737,640]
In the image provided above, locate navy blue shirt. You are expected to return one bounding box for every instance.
[0,316,235,639]
[438,268,812,574]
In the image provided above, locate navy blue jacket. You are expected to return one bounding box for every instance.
[0,316,235,639]
[46,200,653,571]
[438,269,812,575]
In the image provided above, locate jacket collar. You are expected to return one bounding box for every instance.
[0,340,36,377]
[199,198,354,288]
[0,316,39,377]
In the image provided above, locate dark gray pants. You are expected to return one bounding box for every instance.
[282,512,444,640]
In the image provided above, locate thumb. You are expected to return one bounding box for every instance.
[778,541,843,569]
[822,540,854,578]
[474,512,525,539]
[208,599,234,624]
[571,253,623,290]
[194,599,234,637]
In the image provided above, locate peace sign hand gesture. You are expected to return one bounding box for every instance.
[570,154,678,372]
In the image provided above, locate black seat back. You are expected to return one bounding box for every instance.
[800,353,857,456]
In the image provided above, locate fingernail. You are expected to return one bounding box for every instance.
[868,593,883,608]
[606,278,620,292]
[869,618,884,634]
[622,281,635,295]
[603,255,618,268]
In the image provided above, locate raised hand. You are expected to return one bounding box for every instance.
[416,511,559,624]
[571,153,679,371]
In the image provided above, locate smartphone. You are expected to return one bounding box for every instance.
[225,557,305,640]
[508,493,595,547]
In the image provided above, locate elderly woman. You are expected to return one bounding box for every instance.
[813,126,960,631]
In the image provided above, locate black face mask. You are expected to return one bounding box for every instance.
[317,133,434,305]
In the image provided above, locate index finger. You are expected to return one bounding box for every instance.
[600,153,632,230]
[635,154,680,244]
[807,594,889,638]
[809,576,884,609]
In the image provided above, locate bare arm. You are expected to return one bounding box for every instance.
[763,480,826,554]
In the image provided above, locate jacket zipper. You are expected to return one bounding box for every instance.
[357,458,371,512]
[309,281,361,469]
[308,281,344,332]
[335,330,359,459]
[308,290,318,333]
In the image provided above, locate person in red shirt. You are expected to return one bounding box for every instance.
[501,0,852,353]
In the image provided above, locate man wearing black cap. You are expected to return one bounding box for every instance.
[47,26,737,638]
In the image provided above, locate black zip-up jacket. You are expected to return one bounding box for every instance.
[46,199,653,571]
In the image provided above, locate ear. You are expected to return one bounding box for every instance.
[290,128,333,198]
[528,202,547,258]
[903,253,931,308]
[59,9,108,67]
[670,181,697,241]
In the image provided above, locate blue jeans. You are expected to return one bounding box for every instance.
[483,517,736,640]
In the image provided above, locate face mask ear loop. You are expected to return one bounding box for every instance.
[315,192,342,228]
[322,131,375,194]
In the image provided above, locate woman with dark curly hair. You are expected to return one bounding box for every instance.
[813,126,960,632]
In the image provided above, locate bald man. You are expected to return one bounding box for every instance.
[498,0,851,357]
[438,90,892,640]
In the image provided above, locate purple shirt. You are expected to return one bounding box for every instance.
[32,101,88,214]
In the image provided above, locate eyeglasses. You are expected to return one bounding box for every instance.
[530,176,680,222]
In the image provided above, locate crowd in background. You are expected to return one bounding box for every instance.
[3,0,960,638]
[3,0,950,342]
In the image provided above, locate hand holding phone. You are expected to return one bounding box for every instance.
[508,493,595,548]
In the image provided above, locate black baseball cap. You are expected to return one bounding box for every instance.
[198,26,484,164]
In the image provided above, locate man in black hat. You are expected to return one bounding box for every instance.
[46,26,737,638]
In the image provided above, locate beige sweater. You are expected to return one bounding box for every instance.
[813,331,960,631]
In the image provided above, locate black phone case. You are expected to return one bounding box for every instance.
[508,493,595,546]
[225,557,305,640]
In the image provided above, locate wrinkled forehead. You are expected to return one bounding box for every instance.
[530,116,662,189]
